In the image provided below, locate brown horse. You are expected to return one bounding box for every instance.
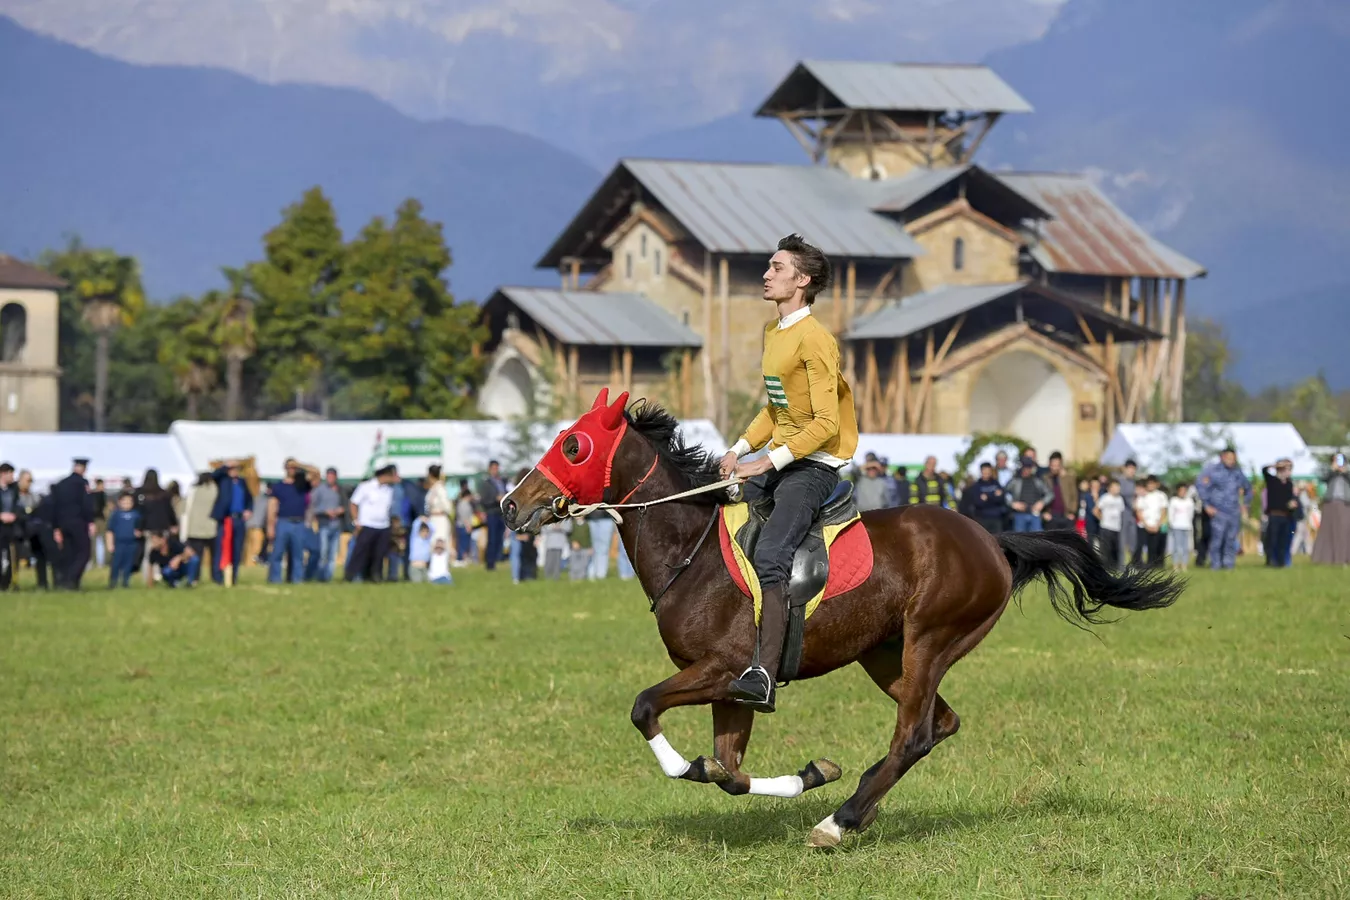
[502,393,1182,847]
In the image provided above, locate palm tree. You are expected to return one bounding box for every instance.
[214,269,257,421]
[76,253,144,432]
[157,296,219,419]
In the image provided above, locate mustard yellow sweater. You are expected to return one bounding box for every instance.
[733,309,858,470]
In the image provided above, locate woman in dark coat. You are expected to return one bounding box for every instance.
[135,469,178,584]
[1311,454,1350,565]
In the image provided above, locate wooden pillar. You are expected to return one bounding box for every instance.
[610,348,621,392]
[719,256,730,430]
[701,251,716,421]
[1119,278,1130,320]
[569,259,581,290]
[1104,331,1117,438]
[680,349,692,418]
[862,340,878,432]
[831,272,843,333]
[844,260,858,389]
[910,328,936,432]
[1171,280,1187,420]
[622,346,633,394]
[567,345,580,413]
[896,340,909,434]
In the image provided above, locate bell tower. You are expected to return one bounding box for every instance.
[755,61,1032,179]
[0,256,65,432]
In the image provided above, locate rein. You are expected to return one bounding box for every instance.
[558,454,740,614]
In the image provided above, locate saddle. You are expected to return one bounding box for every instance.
[720,481,868,684]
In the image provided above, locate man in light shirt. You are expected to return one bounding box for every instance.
[345,464,399,583]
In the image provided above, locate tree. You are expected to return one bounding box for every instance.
[1182,318,1248,423]
[1272,373,1348,446]
[248,187,345,413]
[39,237,147,431]
[156,296,219,420]
[327,199,485,419]
[214,268,258,421]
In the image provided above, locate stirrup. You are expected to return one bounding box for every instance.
[728,666,776,712]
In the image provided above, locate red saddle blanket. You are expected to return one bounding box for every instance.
[717,513,874,610]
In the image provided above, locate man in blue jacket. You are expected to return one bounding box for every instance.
[210,458,253,584]
[969,462,1008,533]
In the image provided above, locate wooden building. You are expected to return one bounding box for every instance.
[478,60,1204,462]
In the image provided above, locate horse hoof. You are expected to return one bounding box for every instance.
[799,758,842,791]
[807,814,843,849]
[681,755,732,784]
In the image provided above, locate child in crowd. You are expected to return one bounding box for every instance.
[107,493,142,588]
[1095,480,1125,567]
[1136,475,1170,567]
[568,516,593,581]
[408,521,433,583]
[1168,482,1196,570]
[428,538,453,585]
[1076,477,1097,544]
[147,531,196,588]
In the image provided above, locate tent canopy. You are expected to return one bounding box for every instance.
[853,434,1023,478]
[1100,423,1317,479]
[168,418,727,483]
[0,432,194,493]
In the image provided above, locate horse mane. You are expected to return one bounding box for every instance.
[624,399,725,503]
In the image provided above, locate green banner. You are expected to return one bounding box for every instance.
[386,437,442,457]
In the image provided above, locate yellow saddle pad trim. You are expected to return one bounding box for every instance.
[721,502,861,625]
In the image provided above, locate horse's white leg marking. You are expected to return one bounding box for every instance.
[808,814,843,848]
[647,733,691,778]
[748,775,805,798]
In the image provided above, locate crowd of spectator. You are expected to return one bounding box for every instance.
[0,456,645,591]
[845,445,1350,571]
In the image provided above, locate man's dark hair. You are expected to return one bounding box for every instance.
[777,233,831,305]
[326,467,338,476]
[1123,458,1138,469]
[1048,451,1063,463]
[980,462,994,471]
[0,462,12,475]
[488,459,500,468]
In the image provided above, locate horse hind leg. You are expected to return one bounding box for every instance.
[808,631,957,848]
[709,701,843,798]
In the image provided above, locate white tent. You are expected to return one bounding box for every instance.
[1100,423,1317,478]
[168,417,728,483]
[853,434,1024,478]
[0,432,194,493]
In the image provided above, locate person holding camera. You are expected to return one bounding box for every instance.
[1311,452,1350,565]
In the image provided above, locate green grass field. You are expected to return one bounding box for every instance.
[2,562,1347,898]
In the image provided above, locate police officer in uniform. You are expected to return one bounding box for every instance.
[50,457,96,589]
[1195,446,1252,571]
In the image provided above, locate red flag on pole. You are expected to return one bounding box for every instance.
[221,515,234,587]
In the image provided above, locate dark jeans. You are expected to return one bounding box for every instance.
[1098,529,1121,567]
[59,526,91,589]
[977,515,1004,534]
[268,519,307,583]
[1142,529,1167,567]
[345,526,392,582]
[1265,514,1293,567]
[743,461,839,589]
[110,542,138,587]
[484,513,505,571]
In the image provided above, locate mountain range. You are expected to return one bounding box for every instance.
[0,15,598,303]
[2,0,1347,389]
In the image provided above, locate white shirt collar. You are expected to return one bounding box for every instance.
[778,305,812,330]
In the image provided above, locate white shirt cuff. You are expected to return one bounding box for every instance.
[728,438,752,458]
[768,445,796,471]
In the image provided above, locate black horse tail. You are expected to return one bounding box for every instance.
[997,530,1183,626]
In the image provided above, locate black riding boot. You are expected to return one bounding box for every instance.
[729,583,787,713]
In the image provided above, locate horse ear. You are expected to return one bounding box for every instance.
[601,391,629,429]
[591,388,610,411]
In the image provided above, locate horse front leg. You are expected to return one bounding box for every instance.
[712,701,843,799]
[631,656,735,786]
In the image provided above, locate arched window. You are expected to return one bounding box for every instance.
[654,249,662,276]
[0,302,26,362]
[625,253,633,279]
[640,232,648,257]
[953,237,965,272]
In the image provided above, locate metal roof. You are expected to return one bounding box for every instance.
[870,165,971,214]
[757,61,1033,116]
[999,173,1206,279]
[620,159,925,260]
[0,255,66,290]
[847,282,1027,340]
[489,287,702,348]
[846,280,1161,342]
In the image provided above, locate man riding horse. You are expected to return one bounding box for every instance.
[718,233,858,713]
